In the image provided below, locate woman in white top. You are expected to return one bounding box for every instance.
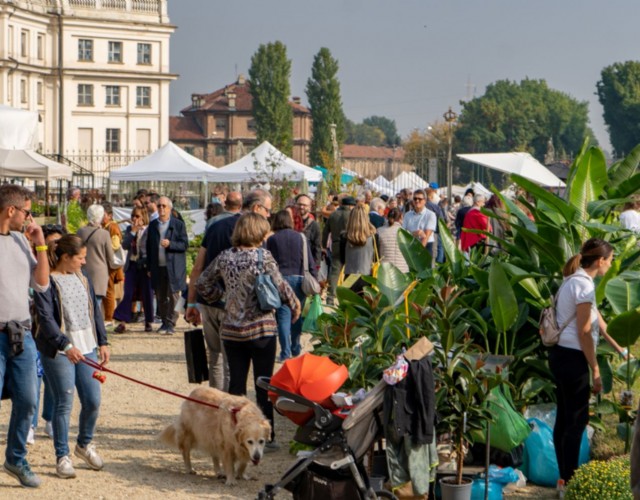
[550,238,626,484]
[34,235,110,480]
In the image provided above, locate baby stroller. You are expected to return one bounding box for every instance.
[256,353,396,500]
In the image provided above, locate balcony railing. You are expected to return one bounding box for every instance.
[66,0,165,14]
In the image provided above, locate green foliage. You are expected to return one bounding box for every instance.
[248,41,293,155]
[306,48,345,167]
[344,118,387,146]
[597,61,640,157]
[564,455,631,500]
[362,115,401,146]
[456,78,595,162]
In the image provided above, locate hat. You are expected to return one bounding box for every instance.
[342,196,357,206]
[380,194,389,202]
[429,182,439,189]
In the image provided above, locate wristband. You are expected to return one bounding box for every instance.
[63,343,73,352]
[187,303,197,308]
[35,245,48,252]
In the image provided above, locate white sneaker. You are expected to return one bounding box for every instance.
[74,443,103,470]
[44,421,53,439]
[56,456,76,479]
[26,426,35,446]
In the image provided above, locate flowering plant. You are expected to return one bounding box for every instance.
[565,455,631,500]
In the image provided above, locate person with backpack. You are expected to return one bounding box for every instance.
[549,238,627,486]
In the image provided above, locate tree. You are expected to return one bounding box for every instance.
[403,122,449,180]
[597,61,640,157]
[306,47,345,167]
[345,119,386,146]
[363,115,401,146]
[248,41,293,155]
[455,79,595,163]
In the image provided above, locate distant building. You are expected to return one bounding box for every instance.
[170,75,312,166]
[0,0,175,182]
[341,144,411,179]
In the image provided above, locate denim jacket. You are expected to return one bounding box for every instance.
[33,271,108,359]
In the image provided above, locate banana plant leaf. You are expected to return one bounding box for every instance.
[397,228,432,274]
[489,260,518,334]
[607,308,640,348]
[593,399,618,415]
[597,353,614,394]
[376,262,413,306]
[501,262,544,301]
[595,257,621,304]
[604,271,640,315]
[607,142,640,189]
[615,359,640,385]
[588,198,633,219]
[567,146,608,222]
[511,174,576,224]
[501,195,538,233]
[609,172,640,199]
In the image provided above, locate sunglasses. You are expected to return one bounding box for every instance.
[157,204,169,208]
[413,197,425,202]
[13,206,32,218]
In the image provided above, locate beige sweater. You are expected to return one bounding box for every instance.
[77,224,114,296]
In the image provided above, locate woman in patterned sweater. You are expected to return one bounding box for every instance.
[197,213,300,448]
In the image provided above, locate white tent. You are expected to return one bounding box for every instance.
[364,178,395,197]
[0,105,38,150]
[110,142,218,182]
[457,152,565,187]
[207,141,322,183]
[0,149,73,181]
[374,175,391,187]
[389,171,428,193]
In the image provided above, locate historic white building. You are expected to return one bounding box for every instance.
[0,0,175,178]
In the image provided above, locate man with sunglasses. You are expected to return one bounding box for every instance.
[0,185,49,488]
[402,189,437,264]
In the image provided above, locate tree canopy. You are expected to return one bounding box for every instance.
[455,79,595,162]
[248,41,293,155]
[597,61,640,158]
[362,116,401,146]
[345,115,400,146]
[306,47,345,167]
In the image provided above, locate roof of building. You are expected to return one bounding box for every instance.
[342,144,405,161]
[180,75,309,115]
[545,160,571,181]
[169,116,204,140]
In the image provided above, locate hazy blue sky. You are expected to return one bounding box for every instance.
[168,0,639,153]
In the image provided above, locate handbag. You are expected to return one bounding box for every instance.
[301,234,321,296]
[255,248,282,311]
[539,276,578,347]
[111,246,126,270]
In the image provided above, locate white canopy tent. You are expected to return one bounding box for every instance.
[0,105,38,150]
[110,141,218,182]
[374,175,391,188]
[389,171,428,193]
[457,152,566,188]
[207,141,322,183]
[0,149,73,181]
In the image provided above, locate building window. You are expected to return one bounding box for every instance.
[106,129,120,153]
[78,84,93,106]
[136,86,151,107]
[184,146,195,156]
[247,119,256,130]
[37,81,43,105]
[78,39,93,61]
[137,43,151,64]
[105,86,120,106]
[20,30,29,58]
[216,118,227,130]
[20,79,27,103]
[215,145,227,157]
[108,41,122,63]
[8,26,13,56]
[37,33,44,60]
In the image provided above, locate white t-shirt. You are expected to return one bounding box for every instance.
[556,268,599,352]
[402,208,437,243]
[620,209,640,233]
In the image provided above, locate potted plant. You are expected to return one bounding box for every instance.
[433,341,500,500]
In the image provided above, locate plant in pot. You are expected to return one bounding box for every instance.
[433,341,501,499]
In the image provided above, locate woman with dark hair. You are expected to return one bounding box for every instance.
[267,210,316,362]
[196,213,300,449]
[550,238,626,485]
[205,202,224,230]
[34,234,109,479]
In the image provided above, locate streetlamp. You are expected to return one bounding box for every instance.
[443,107,457,202]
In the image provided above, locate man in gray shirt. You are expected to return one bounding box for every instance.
[0,185,49,488]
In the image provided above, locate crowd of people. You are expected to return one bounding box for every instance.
[1,178,639,490]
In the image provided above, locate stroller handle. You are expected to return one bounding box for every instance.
[256,376,335,429]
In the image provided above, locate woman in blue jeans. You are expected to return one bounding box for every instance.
[267,210,316,362]
[34,234,110,479]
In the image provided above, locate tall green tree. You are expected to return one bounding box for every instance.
[597,61,640,158]
[455,79,595,162]
[345,119,386,146]
[306,47,345,167]
[248,41,293,155]
[363,115,401,146]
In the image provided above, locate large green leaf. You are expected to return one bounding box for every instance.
[595,256,621,304]
[604,271,640,315]
[609,172,640,199]
[376,262,412,306]
[502,262,544,301]
[588,198,632,219]
[397,228,432,274]
[511,174,576,224]
[608,142,640,188]
[567,146,608,221]
[488,261,518,333]
[597,354,614,394]
[608,308,640,348]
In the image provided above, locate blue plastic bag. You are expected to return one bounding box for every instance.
[471,478,504,500]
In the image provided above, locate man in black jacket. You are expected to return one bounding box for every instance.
[146,196,188,334]
[295,194,321,265]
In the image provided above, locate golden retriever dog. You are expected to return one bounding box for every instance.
[160,387,271,485]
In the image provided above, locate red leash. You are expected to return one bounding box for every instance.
[81,357,241,423]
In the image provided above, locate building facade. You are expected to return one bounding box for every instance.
[0,0,175,180]
[341,144,411,180]
[170,75,312,166]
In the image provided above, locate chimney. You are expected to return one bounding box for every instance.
[237,74,246,85]
[292,96,301,105]
[228,91,236,110]
[191,93,203,109]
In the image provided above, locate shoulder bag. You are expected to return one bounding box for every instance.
[301,234,321,296]
[255,248,282,311]
[539,276,578,347]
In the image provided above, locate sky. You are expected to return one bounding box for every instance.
[168,0,640,154]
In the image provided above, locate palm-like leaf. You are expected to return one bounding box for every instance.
[397,228,432,273]
[607,142,640,189]
[567,146,608,223]
[489,261,518,334]
[608,308,640,348]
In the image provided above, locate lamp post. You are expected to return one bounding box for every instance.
[443,107,457,202]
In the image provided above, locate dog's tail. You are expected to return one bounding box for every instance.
[159,423,177,448]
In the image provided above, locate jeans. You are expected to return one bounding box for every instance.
[0,330,38,466]
[42,350,102,459]
[435,233,445,264]
[275,275,306,361]
[32,372,54,428]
